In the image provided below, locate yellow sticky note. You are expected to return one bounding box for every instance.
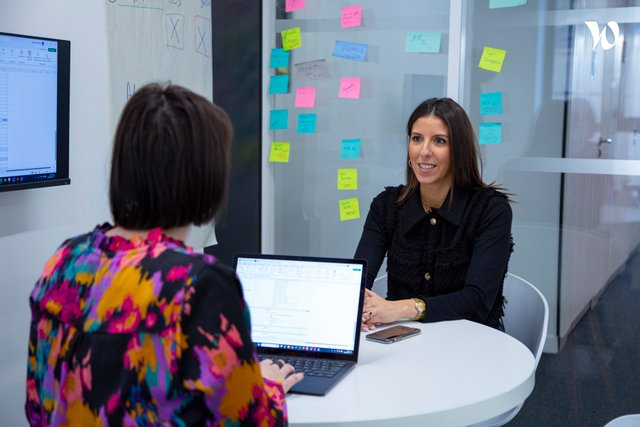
[337,168,358,190]
[282,27,302,51]
[478,46,507,73]
[339,198,360,221]
[269,142,290,163]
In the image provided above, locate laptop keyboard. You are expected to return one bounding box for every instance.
[259,356,346,378]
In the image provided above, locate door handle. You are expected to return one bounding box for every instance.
[598,137,613,145]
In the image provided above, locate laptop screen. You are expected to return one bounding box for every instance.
[235,255,365,356]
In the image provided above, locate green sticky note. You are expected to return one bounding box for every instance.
[480,92,503,116]
[269,142,291,162]
[339,198,360,221]
[405,32,442,53]
[282,27,302,51]
[479,47,507,73]
[337,168,358,190]
[490,0,527,9]
[270,110,288,130]
[268,75,289,94]
[270,48,290,68]
[297,114,317,134]
[479,123,502,144]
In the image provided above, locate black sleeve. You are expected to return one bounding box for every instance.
[354,190,390,289]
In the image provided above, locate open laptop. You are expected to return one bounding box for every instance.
[233,253,367,396]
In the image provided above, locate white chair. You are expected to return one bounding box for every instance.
[472,273,549,427]
[604,414,640,426]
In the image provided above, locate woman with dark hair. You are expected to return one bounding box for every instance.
[355,98,513,331]
[25,83,302,426]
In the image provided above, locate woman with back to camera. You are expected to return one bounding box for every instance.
[355,98,513,331]
[25,83,302,426]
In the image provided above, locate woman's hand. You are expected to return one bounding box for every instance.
[259,359,304,393]
[361,289,417,330]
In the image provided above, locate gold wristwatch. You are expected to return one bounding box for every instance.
[413,298,426,321]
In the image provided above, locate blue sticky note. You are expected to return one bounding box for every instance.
[479,123,502,144]
[268,74,289,94]
[480,92,503,115]
[270,48,290,68]
[489,0,527,8]
[332,40,368,62]
[270,109,288,130]
[297,114,317,134]
[340,138,361,159]
[405,32,442,53]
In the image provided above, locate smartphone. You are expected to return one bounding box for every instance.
[365,325,421,344]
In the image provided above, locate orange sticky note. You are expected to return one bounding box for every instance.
[341,6,362,28]
[295,86,316,108]
[339,77,361,99]
[285,0,305,12]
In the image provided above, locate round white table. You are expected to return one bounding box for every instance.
[286,320,535,426]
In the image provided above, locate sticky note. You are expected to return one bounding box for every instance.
[269,142,291,162]
[341,6,362,28]
[479,123,502,144]
[285,0,304,12]
[340,139,361,159]
[339,77,361,99]
[490,0,527,9]
[337,168,358,190]
[270,48,290,68]
[268,74,289,94]
[479,47,507,73]
[269,110,288,130]
[339,198,360,221]
[332,40,368,62]
[295,86,316,108]
[297,114,317,134]
[480,92,503,116]
[282,27,302,51]
[405,32,442,53]
[294,59,328,79]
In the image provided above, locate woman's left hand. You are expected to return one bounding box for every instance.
[362,289,410,329]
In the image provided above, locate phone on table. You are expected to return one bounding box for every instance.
[365,325,421,344]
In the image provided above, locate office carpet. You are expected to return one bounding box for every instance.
[508,249,640,426]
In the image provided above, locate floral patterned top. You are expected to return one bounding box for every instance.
[26,224,287,426]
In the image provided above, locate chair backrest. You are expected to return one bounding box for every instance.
[502,273,549,367]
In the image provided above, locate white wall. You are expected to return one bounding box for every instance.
[0,2,111,425]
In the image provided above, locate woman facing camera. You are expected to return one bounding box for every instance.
[355,98,513,331]
[25,83,302,426]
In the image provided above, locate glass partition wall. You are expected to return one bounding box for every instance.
[263,0,640,352]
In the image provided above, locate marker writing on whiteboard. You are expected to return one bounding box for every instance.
[126,81,137,100]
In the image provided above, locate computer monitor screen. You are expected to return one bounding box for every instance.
[0,31,70,192]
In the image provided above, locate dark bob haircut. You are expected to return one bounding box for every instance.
[109,83,232,230]
[398,97,489,204]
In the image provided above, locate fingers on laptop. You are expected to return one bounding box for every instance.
[258,358,304,392]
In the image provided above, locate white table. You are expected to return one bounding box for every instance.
[287,320,535,426]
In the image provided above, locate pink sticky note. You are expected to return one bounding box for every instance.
[295,87,317,108]
[286,0,305,12]
[339,78,361,99]
[341,6,362,28]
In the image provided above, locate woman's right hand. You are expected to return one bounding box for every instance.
[259,359,304,393]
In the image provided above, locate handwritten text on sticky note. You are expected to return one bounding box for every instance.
[295,86,316,108]
[269,75,289,94]
[270,48,290,68]
[479,47,507,73]
[480,92,503,115]
[339,198,360,221]
[332,40,368,62]
[338,168,358,190]
[479,123,503,144]
[269,142,291,162]
[285,0,305,12]
[340,139,361,159]
[297,114,317,134]
[282,27,302,51]
[270,110,288,130]
[341,6,362,28]
[294,59,328,79]
[339,77,361,99]
[405,32,441,53]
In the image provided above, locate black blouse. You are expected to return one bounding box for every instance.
[354,185,513,328]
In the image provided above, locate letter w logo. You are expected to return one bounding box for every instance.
[585,21,620,50]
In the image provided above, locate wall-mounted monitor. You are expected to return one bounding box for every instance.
[0,31,70,192]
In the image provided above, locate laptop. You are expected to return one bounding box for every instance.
[233,253,367,396]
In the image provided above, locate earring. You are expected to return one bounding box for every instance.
[408,160,413,167]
